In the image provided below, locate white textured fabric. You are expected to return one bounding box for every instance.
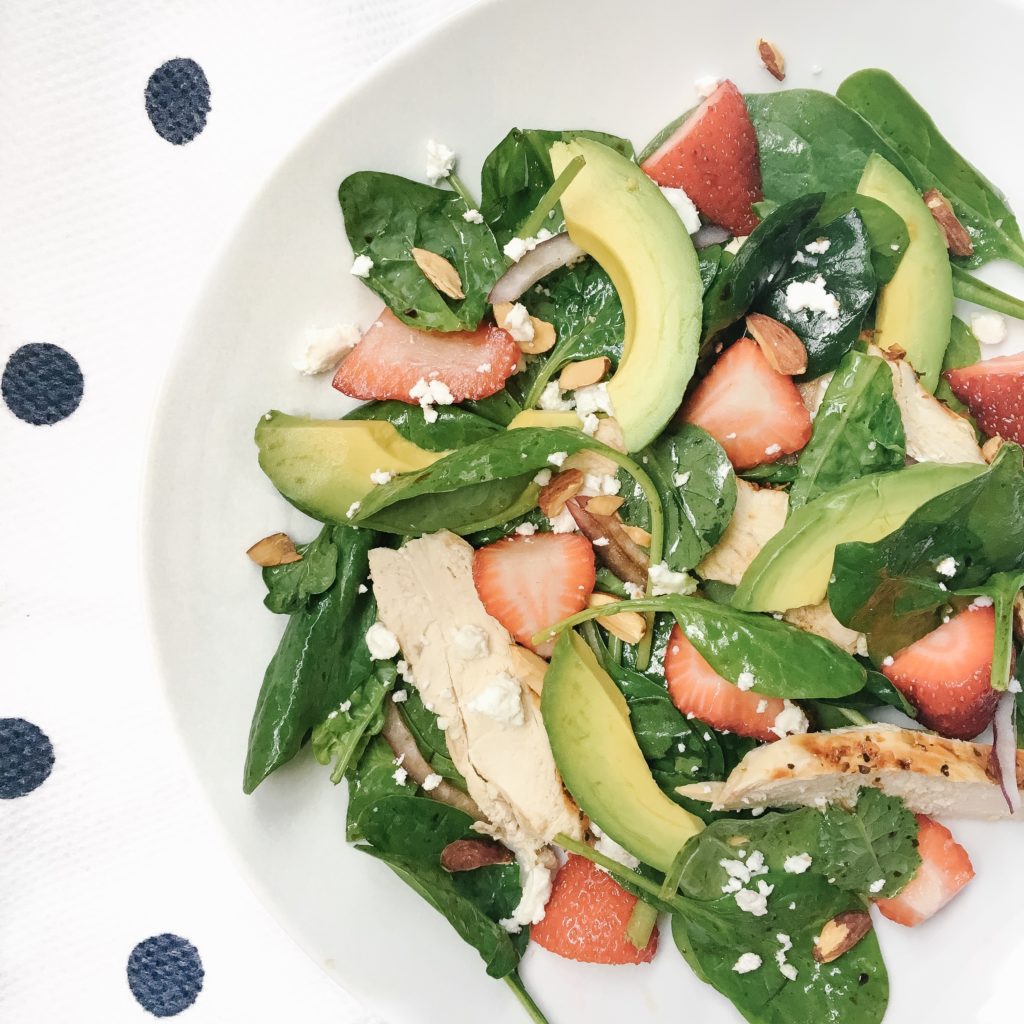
[0,1,473,1020]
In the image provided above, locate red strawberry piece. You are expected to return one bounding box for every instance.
[332,309,519,404]
[641,80,763,235]
[531,854,658,964]
[882,605,1002,740]
[663,624,787,742]
[875,815,974,927]
[945,353,1024,445]
[680,338,812,470]
[472,533,595,658]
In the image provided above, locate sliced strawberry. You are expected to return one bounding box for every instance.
[663,624,787,741]
[945,353,1024,444]
[882,606,1002,740]
[472,533,595,658]
[531,854,658,964]
[875,815,974,927]
[680,338,812,470]
[641,80,763,235]
[332,309,519,404]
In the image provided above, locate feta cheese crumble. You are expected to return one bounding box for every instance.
[869,879,886,894]
[736,671,756,691]
[409,377,454,423]
[503,228,554,263]
[783,853,813,874]
[733,952,762,974]
[533,469,553,487]
[537,381,576,411]
[1010,677,1022,694]
[805,237,831,255]
[971,312,1008,347]
[514,522,537,537]
[659,186,702,234]
[548,507,578,534]
[391,689,408,703]
[370,468,393,486]
[735,881,773,917]
[882,655,894,667]
[392,766,408,785]
[452,624,489,660]
[503,302,535,343]
[293,323,361,374]
[592,824,640,870]
[725,235,748,255]
[624,581,645,600]
[547,451,569,467]
[575,382,615,418]
[346,501,361,519]
[425,138,456,183]
[770,700,809,739]
[468,672,525,726]
[648,561,697,596]
[500,858,553,933]
[784,275,840,318]
[462,208,485,224]
[350,253,374,278]
[422,773,443,792]
[365,622,400,660]
[673,471,691,487]
[971,595,994,609]
[935,556,957,577]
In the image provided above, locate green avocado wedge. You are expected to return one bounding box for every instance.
[542,631,704,874]
[733,461,987,613]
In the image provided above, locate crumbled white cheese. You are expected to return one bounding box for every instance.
[392,766,409,785]
[592,824,641,870]
[624,581,645,600]
[725,235,748,255]
[580,413,600,436]
[500,857,554,933]
[694,75,721,98]
[1010,677,1022,694]
[370,468,393,486]
[462,208,484,224]
[350,254,374,278]
[736,671,756,692]
[409,377,454,423]
[971,312,1007,347]
[365,622,400,660]
[648,561,697,596]
[735,882,773,917]
[514,522,537,537]
[575,382,615,418]
[785,275,840,318]
[425,139,456,183]
[779,963,798,982]
[391,689,408,703]
[357,583,368,595]
[882,655,894,667]
[533,469,553,487]
[805,238,831,255]
[971,595,994,609]
[764,443,781,456]
[503,229,554,263]
[869,879,886,894]
[581,472,621,497]
[537,381,576,412]
[503,302,535,343]
[422,773,443,792]
[935,556,957,577]
[733,952,762,974]
[770,700,809,739]
[660,186,702,234]
[811,64,823,75]
[673,471,691,488]
[783,853,812,874]
[756,699,768,714]
[548,451,569,467]
[467,672,525,726]
[452,624,490,660]
[346,501,361,519]
[592,537,609,547]
[293,323,361,374]
[548,507,578,534]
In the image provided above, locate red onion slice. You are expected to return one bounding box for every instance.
[991,690,1020,814]
[488,232,585,304]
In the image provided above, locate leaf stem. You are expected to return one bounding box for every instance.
[625,900,659,950]
[951,265,1024,320]
[446,171,479,212]
[517,155,586,240]
[503,972,550,1024]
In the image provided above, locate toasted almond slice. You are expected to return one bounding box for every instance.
[594,416,627,453]
[746,313,808,375]
[588,592,647,644]
[247,532,302,566]
[411,247,465,299]
[757,38,786,81]
[559,356,612,391]
[519,316,556,355]
[813,911,873,964]
[538,469,585,518]
[564,448,619,477]
[983,435,1006,463]
[509,644,549,696]
[923,189,975,257]
[587,495,625,516]
[621,524,653,547]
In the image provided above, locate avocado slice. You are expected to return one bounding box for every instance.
[255,411,443,523]
[857,154,953,392]
[733,461,986,613]
[514,138,701,452]
[542,631,704,873]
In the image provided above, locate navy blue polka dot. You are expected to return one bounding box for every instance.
[0,719,55,799]
[3,343,83,425]
[145,58,211,145]
[127,935,204,1017]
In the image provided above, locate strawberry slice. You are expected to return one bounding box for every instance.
[945,353,1024,444]
[332,309,519,404]
[680,338,812,470]
[531,854,658,964]
[875,815,974,927]
[641,80,763,235]
[882,606,1002,740]
[472,533,595,658]
[663,624,787,741]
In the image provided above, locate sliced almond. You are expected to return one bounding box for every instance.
[923,189,975,257]
[538,469,585,518]
[594,416,627,453]
[509,644,549,696]
[411,247,465,299]
[564,448,619,478]
[813,911,873,964]
[586,495,625,516]
[588,592,647,645]
[982,435,1005,463]
[441,838,514,872]
[621,524,652,547]
[246,532,302,567]
[746,313,808,375]
[493,302,557,355]
[757,38,786,81]
[559,356,611,391]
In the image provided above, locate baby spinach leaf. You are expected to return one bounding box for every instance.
[935,317,980,416]
[829,444,1024,659]
[741,460,798,486]
[755,209,878,378]
[398,688,466,787]
[789,350,905,510]
[261,524,338,614]
[702,194,825,348]
[836,69,1024,268]
[243,525,379,793]
[480,128,634,244]
[311,664,395,783]
[344,401,502,451]
[810,669,918,723]
[952,265,1024,321]
[346,736,408,842]
[955,569,1024,691]
[461,389,524,427]
[698,245,724,293]
[338,172,504,331]
[619,423,737,572]
[813,192,908,284]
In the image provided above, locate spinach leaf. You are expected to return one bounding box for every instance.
[338,172,504,331]
[311,664,395,783]
[813,192,908,285]
[243,525,378,793]
[952,264,1024,320]
[829,444,1024,659]
[619,423,737,572]
[344,401,502,452]
[755,209,877,378]
[261,524,338,614]
[836,69,1024,268]
[480,128,634,244]
[399,688,465,786]
[461,389,524,428]
[741,460,798,486]
[346,736,407,842]
[702,194,825,348]
[789,350,905,509]
[935,316,981,416]
[810,669,918,723]
[698,245,724,293]
[745,89,908,203]
[956,570,1024,691]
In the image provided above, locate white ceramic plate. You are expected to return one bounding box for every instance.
[145,0,1024,1020]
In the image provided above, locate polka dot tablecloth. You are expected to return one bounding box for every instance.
[1,1,472,1020]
